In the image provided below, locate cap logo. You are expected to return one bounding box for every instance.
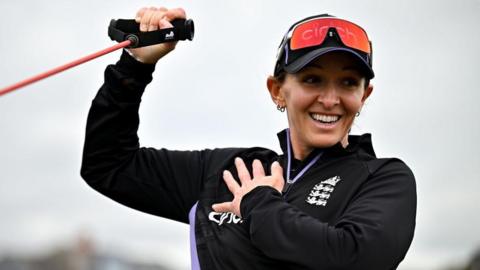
[297,23,358,46]
[300,24,329,41]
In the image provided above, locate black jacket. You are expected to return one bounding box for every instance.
[81,51,417,270]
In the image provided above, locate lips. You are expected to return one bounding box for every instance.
[310,113,341,124]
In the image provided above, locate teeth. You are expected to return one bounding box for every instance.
[311,114,340,123]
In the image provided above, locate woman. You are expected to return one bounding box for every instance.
[81,6,416,270]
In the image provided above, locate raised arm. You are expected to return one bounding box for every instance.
[81,7,206,223]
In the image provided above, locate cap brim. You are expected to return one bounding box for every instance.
[284,47,375,79]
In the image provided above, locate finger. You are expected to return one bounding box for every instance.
[147,23,159,32]
[223,170,240,193]
[163,7,187,21]
[140,7,156,32]
[252,159,265,179]
[148,10,164,31]
[271,161,284,178]
[235,157,251,184]
[271,161,285,192]
[273,180,285,193]
[212,202,233,213]
[135,7,148,22]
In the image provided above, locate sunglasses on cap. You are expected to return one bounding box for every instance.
[274,15,374,78]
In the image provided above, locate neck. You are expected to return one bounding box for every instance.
[292,144,312,161]
[288,131,313,161]
[288,131,350,161]
[341,134,349,148]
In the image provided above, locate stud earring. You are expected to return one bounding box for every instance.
[277,104,286,112]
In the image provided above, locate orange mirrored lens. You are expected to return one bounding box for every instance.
[290,18,370,54]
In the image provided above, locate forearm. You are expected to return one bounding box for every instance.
[240,162,416,270]
[81,50,155,182]
[80,51,184,219]
[241,187,358,269]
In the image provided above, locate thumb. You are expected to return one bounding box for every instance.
[159,18,173,29]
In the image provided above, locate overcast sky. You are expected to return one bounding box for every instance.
[1,0,479,269]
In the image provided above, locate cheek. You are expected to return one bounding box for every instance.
[283,89,314,111]
[343,91,365,114]
[343,112,357,130]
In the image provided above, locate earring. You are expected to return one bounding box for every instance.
[277,104,286,112]
[356,111,361,117]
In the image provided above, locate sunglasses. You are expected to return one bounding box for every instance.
[281,17,372,56]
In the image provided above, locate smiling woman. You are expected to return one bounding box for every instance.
[267,52,373,158]
[80,7,416,270]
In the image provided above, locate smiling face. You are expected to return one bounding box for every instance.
[267,51,373,160]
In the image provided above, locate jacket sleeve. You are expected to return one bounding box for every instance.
[240,159,416,270]
[81,50,212,224]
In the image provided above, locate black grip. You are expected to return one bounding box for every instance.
[108,18,194,48]
[171,19,195,41]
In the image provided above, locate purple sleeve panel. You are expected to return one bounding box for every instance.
[189,202,201,270]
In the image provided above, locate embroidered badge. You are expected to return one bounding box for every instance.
[306,176,341,206]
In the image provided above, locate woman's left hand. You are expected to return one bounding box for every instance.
[212,158,284,218]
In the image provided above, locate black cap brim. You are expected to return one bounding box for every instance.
[284,47,375,79]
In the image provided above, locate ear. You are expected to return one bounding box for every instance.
[266,76,285,107]
[361,83,374,103]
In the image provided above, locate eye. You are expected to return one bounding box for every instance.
[302,74,322,84]
[342,77,361,87]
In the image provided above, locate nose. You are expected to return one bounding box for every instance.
[317,86,340,109]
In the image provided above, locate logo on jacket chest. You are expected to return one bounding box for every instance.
[305,176,341,206]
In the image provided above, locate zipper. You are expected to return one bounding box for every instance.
[282,182,293,197]
[281,129,322,199]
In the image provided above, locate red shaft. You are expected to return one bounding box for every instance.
[0,40,132,97]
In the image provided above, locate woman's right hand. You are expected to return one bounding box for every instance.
[127,7,186,64]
